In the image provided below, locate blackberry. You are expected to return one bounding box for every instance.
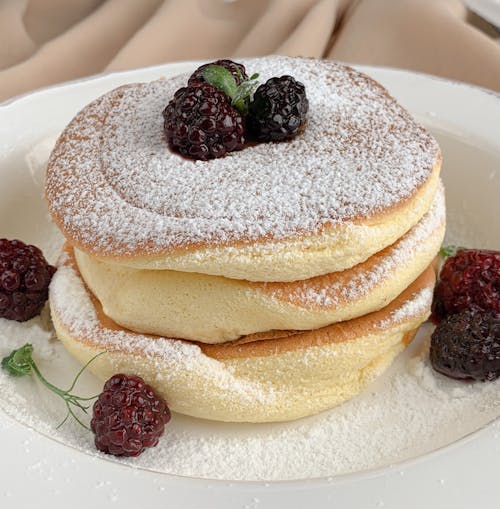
[0,239,56,322]
[163,83,245,160]
[188,59,248,87]
[430,308,500,381]
[247,75,308,142]
[431,248,500,323]
[91,374,171,457]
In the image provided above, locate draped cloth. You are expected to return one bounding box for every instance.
[1,0,499,102]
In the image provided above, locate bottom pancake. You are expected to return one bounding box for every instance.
[49,255,435,423]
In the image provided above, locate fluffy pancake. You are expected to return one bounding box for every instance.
[49,252,435,423]
[46,56,441,282]
[74,184,445,343]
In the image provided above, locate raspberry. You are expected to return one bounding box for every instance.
[188,59,248,86]
[247,75,308,142]
[163,83,245,160]
[430,308,500,381]
[0,239,56,322]
[91,374,171,457]
[431,249,500,323]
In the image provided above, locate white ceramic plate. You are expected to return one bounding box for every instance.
[0,62,499,508]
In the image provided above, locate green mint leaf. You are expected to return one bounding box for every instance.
[440,245,465,258]
[235,67,244,83]
[2,343,34,377]
[201,65,261,114]
[232,78,260,114]
[202,65,238,100]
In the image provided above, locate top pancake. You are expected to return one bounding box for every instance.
[46,56,441,281]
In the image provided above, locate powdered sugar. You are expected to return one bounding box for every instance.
[266,183,445,308]
[377,286,434,329]
[46,56,439,256]
[0,219,497,482]
[2,312,500,481]
[50,264,278,406]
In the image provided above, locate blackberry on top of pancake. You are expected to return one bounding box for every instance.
[46,57,441,282]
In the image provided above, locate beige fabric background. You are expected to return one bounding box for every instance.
[1,0,499,101]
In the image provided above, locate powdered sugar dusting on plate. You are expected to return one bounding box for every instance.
[2,309,500,480]
[46,56,440,256]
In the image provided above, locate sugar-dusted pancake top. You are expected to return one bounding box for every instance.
[46,56,440,259]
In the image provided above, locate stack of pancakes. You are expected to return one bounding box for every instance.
[46,57,444,422]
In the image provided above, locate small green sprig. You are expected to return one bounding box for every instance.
[440,245,465,259]
[201,65,259,114]
[2,343,103,430]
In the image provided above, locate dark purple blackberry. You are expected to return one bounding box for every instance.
[430,308,500,381]
[163,83,245,160]
[91,374,171,457]
[0,239,56,322]
[431,248,500,324]
[188,59,248,87]
[247,75,308,142]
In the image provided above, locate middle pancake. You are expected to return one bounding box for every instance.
[75,184,445,344]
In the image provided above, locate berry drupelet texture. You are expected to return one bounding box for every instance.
[91,374,171,457]
[188,59,248,87]
[431,248,500,323]
[430,308,500,381]
[163,82,245,160]
[247,75,308,142]
[0,239,56,322]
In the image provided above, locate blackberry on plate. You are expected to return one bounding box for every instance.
[430,308,500,381]
[431,248,500,323]
[3,345,171,456]
[91,374,171,457]
[0,239,56,322]
[247,75,308,142]
[163,82,245,160]
[188,59,248,86]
